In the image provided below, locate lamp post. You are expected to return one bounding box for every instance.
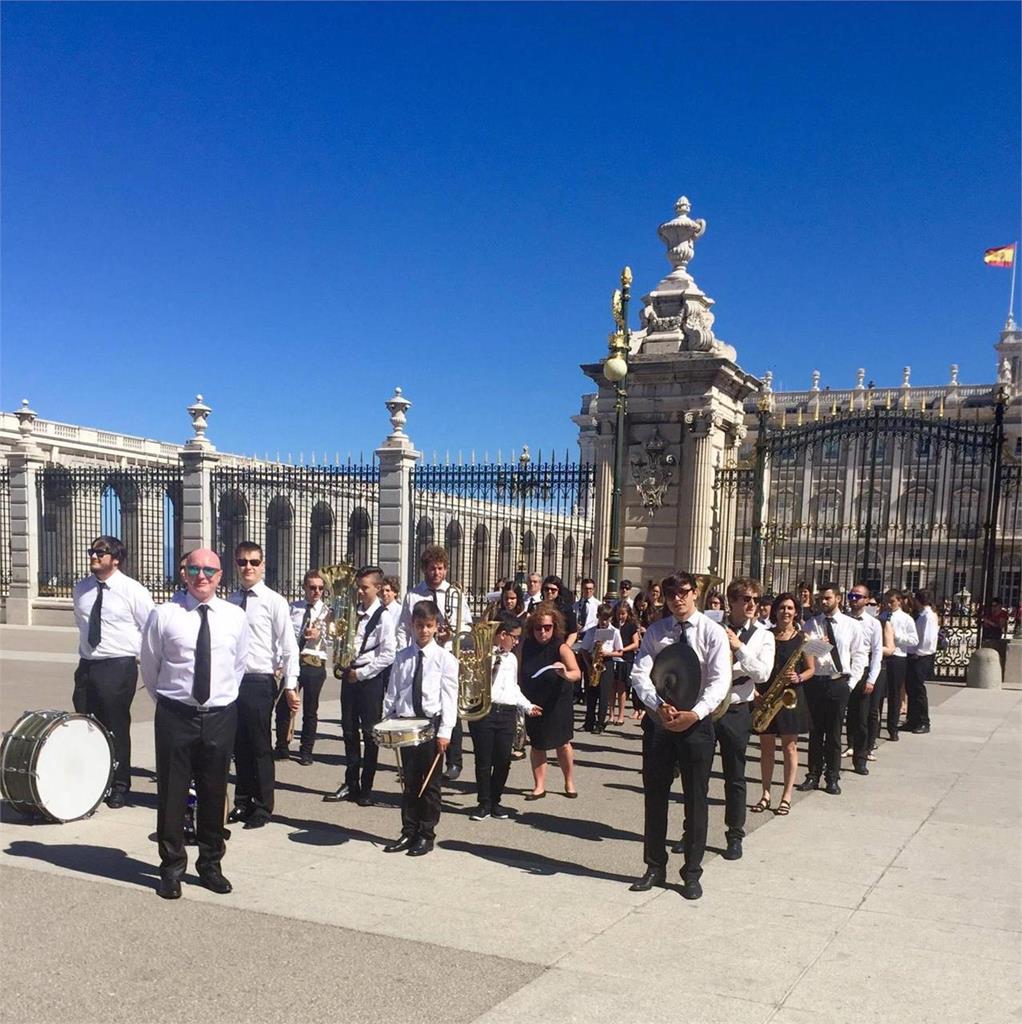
[604,266,632,595]
[515,445,531,586]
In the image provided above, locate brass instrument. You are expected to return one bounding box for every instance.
[445,582,467,656]
[752,636,806,733]
[589,643,607,687]
[319,562,358,679]
[455,619,499,721]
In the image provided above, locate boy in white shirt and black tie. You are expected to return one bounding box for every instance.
[381,601,459,857]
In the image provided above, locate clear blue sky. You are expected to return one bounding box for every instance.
[2,2,1019,461]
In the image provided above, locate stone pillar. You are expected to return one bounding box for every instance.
[375,388,421,588]
[179,396,219,553]
[7,401,43,625]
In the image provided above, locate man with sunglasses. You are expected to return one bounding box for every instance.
[141,549,249,899]
[227,541,300,828]
[843,584,884,776]
[629,572,731,901]
[72,535,155,809]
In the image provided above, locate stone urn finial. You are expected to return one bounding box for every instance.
[949,364,960,387]
[855,368,866,390]
[657,195,706,281]
[811,370,821,392]
[385,387,411,440]
[15,398,37,437]
[186,394,213,449]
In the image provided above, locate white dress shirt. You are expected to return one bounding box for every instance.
[726,616,776,704]
[850,612,884,686]
[350,598,397,681]
[523,590,544,612]
[630,610,732,720]
[382,640,459,738]
[73,569,155,660]
[290,599,328,665]
[140,595,249,707]
[804,611,868,689]
[382,599,402,634]
[575,596,601,632]
[578,625,624,660]
[490,651,536,712]
[229,580,300,688]
[911,607,939,657]
[887,608,919,657]
[395,579,474,649]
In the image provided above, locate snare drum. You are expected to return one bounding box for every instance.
[0,710,114,823]
[371,717,435,749]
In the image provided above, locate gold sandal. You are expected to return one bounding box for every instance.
[750,794,771,813]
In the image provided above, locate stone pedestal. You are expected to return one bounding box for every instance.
[180,397,220,553]
[7,448,44,625]
[375,388,421,586]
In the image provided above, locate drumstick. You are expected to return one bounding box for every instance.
[286,708,297,744]
[416,750,444,799]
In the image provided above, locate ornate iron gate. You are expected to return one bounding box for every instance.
[712,400,1017,681]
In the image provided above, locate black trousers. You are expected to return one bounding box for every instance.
[400,734,443,841]
[879,657,907,737]
[806,676,852,782]
[340,672,387,794]
[865,666,886,752]
[583,664,615,730]
[446,718,463,770]
[713,702,752,842]
[905,655,932,728]
[73,656,137,794]
[846,673,873,767]
[155,699,236,879]
[468,704,517,808]
[275,663,326,754]
[641,715,715,881]
[233,673,276,817]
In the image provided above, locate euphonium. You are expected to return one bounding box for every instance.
[319,562,358,680]
[455,619,499,721]
[752,636,806,733]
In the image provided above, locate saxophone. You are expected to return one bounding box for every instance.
[752,636,806,733]
[455,619,499,721]
[589,643,607,687]
[319,562,358,680]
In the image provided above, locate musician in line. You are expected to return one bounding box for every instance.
[523,572,544,612]
[227,542,300,829]
[72,535,155,809]
[325,566,396,806]
[578,603,622,734]
[878,589,918,742]
[905,589,938,734]
[467,618,541,820]
[275,571,330,766]
[843,584,884,776]
[752,593,813,817]
[140,549,248,899]
[629,572,731,901]
[610,600,640,726]
[396,544,473,781]
[716,577,775,859]
[381,601,459,857]
[575,578,600,633]
[797,585,868,796]
[381,575,403,634]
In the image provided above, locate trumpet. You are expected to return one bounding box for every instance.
[319,562,358,679]
[752,637,806,733]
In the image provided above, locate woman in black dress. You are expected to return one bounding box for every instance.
[609,600,640,725]
[752,592,815,817]
[519,602,582,799]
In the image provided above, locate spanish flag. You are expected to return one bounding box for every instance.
[984,244,1016,268]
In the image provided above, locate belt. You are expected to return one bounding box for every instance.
[158,696,233,716]
[733,675,751,686]
[490,703,518,712]
[300,653,326,667]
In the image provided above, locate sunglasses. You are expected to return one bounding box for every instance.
[734,594,758,604]
[307,584,324,591]
[185,565,219,579]
[535,622,555,631]
[847,593,866,602]
[236,558,262,567]
[667,587,694,599]
[88,548,112,557]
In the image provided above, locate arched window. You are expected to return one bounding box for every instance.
[898,487,933,533]
[472,524,489,594]
[522,530,536,574]
[949,487,981,539]
[542,532,557,577]
[581,538,593,579]
[561,536,577,590]
[497,527,514,580]
[445,520,463,584]
[310,502,335,570]
[102,474,140,576]
[266,495,294,596]
[416,518,435,563]
[347,507,371,568]
[38,468,74,593]
[163,482,183,586]
[217,490,248,590]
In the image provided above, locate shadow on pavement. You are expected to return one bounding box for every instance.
[5,840,160,887]
[272,813,391,849]
[438,838,637,885]
[513,809,643,843]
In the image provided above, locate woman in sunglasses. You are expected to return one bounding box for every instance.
[519,603,582,799]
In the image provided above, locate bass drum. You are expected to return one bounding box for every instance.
[1,710,114,823]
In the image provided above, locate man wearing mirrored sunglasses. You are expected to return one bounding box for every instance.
[227,541,300,828]
[72,535,155,809]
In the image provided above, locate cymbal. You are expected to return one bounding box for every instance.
[650,641,702,711]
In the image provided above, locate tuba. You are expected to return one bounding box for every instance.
[454,619,499,721]
[319,562,358,679]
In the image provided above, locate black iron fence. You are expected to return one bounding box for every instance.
[410,451,596,612]
[210,462,379,601]
[0,467,10,598]
[36,465,183,602]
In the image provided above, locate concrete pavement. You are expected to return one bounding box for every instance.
[1,626,1019,1024]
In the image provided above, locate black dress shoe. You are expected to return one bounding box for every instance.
[468,804,491,820]
[722,838,743,861]
[795,776,820,792]
[323,784,356,803]
[197,869,233,895]
[273,748,290,761]
[443,765,462,783]
[407,836,434,857]
[156,877,181,900]
[105,790,126,809]
[383,835,415,853]
[671,835,686,855]
[825,780,842,795]
[853,764,869,776]
[681,878,703,901]
[226,806,250,824]
[628,867,666,892]
[298,753,313,766]
[243,814,270,829]
[888,731,899,742]
[356,793,375,807]
[912,724,930,734]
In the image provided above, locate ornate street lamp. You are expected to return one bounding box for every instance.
[604,266,632,595]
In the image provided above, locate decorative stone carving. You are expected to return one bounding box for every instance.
[185,395,213,450]
[657,196,706,281]
[15,399,36,438]
[385,387,411,440]
[630,431,676,514]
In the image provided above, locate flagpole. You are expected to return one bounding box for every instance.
[1009,241,1018,324]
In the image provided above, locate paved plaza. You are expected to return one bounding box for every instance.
[1,625,1020,1024]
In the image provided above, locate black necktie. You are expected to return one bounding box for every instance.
[492,652,503,684]
[826,618,843,674]
[194,605,211,705]
[677,621,691,646]
[298,606,312,650]
[412,650,425,717]
[241,589,254,610]
[88,581,106,648]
